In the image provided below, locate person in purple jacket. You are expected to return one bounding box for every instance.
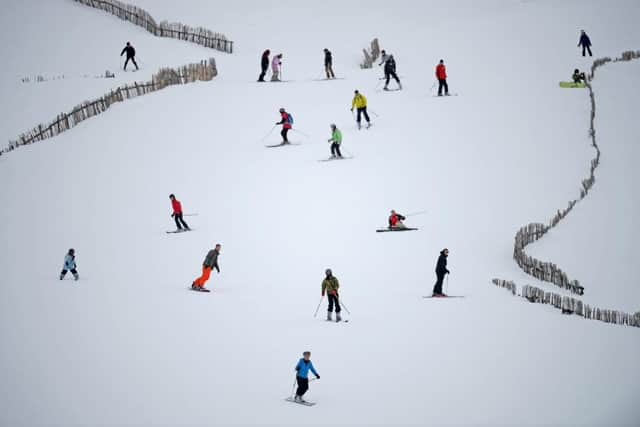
[578,30,592,57]
[271,53,283,81]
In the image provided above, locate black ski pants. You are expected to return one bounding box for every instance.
[124,56,139,70]
[356,107,370,124]
[433,273,446,295]
[327,293,341,313]
[281,128,290,143]
[296,376,309,396]
[258,64,268,81]
[325,62,335,79]
[174,213,189,230]
[331,143,342,157]
[582,45,592,57]
[385,69,400,86]
[438,79,449,96]
[61,268,78,277]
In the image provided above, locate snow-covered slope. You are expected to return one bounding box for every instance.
[0,0,639,425]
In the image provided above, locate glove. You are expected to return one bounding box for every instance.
[171,213,174,217]
[275,122,279,125]
[350,108,353,112]
[315,375,320,379]
[295,366,300,372]
[321,291,325,297]
[446,270,450,275]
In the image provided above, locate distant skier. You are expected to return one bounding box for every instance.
[327,124,342,158]
[60,248,79,281]
[572,68,586,84]
[276,108,293,144]
[191,244,221,291]
[323,48,335,79]
[169,194,190,231]
[293,351,320,403]
[435,59,449,96]
[432,248,450,297]
[271,53,283,81]
[258,49,270,82]
[120,42,139,71]
[388,210,407,229]
[322,269,342,322]
[350,90,371,129]
[578,30,592,57]
[379,50,402,90]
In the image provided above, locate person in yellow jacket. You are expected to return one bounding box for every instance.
[350,90,371,130]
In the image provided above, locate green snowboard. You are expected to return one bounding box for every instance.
[559,81,586,88]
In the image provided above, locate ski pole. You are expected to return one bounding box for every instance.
[404,210,428,217]
[260,125,276,142]
[313,296,324,317]
[445,275,449,295]
[339,299,351,315]
[291,378,297,398]
[183,213,199,217]
[292,129,310,138]
[369,109,380,118]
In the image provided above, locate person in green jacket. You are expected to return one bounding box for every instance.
[327,124,343,158]
[321,268,342,322]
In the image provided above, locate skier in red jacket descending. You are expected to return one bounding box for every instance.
[276,108,293,144]
[435,59,449,96]
[169,194,190,231]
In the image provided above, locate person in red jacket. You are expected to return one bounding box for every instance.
[169,194,190,231]
[435,59,449,96]
[388,209,407,229]
[276,108,293,144]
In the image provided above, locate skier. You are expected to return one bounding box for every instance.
[59,248,79,281]
[388,210,407,229]
[323,48,335,79]
[276,108,293,144]
[327,124,342,158]
[432,248,450,297]
[169,194,190,231]
[379,50,402,90]
[293,351,320,403]
[578,30,592,57]
[572,68,586,84]
[120,42,139,71]
[350,90,371,130]
[435,59,449,96]
[258,49,270,82]
[271,53,283,81]
[321,269,342,322]
[191,244,221,291]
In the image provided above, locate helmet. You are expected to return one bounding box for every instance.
[279,108,285,113]
[325,268,332,276]
[69,248,75,254]
[330,123,336,129]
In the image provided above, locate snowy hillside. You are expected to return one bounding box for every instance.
[1,0,639,425]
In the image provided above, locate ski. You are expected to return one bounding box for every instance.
[166,229,194,234]
[311,77,346,81]
[422,295,464,298]
[376,228,418,232]
[265,142,301,148]
[318,156,354,162]
[432,93,459,97]
[285,397,316,406]
[189,287,211,293]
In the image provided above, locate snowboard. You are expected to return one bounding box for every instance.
[559,81,586,88]
[376,228,418,232]
[318,156,354,162]
[422,295,464,298]
[285,397,316,406]
[166,229,193,234]
[265,142,301,148]
[189,286,211,293]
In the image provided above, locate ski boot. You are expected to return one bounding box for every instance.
[326,311,333,321]
[383,85,389,91]
[73,273,79,281]
[59,273,64,280]
[336,312,342,322]
[357,122,362,130]
[366,122,371,129]
[398,82,403,90]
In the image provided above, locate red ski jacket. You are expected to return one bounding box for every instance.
[171,199,183,214]
[436,63,447,80]
[280,111,292,129]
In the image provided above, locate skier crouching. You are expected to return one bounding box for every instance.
[322,269,342,322]
[60,248,79,281]
[294,351,320,403]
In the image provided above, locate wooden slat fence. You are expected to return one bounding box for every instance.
[2,58,217,156]
[74,0,233,53]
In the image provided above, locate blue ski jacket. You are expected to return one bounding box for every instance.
[63,254,76,270]
[295,359,319,378]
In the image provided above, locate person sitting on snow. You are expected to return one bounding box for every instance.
[572,69,586,85]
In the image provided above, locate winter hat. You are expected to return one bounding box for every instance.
[279,108,285,113]
[325,268,332,276]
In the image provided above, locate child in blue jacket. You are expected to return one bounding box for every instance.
[294,351,320,402]
[60,248,79,281]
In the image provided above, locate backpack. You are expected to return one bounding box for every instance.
[287,113,294,124]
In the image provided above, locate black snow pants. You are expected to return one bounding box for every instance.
[174,213,189,230]
[433,273,446,295]
[296,376,309,396]
[331,143,342,158]
[582,45,592,57]
[356,107,370,124]
[259,64,268,81]
[327,293,341,313]
[60,268,78,277]
[385,69,400,86]
[281,128,290,143]
[124,56,139,70]
[438,78,449,96]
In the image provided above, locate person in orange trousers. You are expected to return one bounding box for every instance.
[192,244,221,291]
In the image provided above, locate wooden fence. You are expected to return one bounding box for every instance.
[492,50,640,329]
[361,38,381,69]
[2,58,217,156]
[74,0,233,53]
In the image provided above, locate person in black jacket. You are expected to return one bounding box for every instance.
[324,48,335,79]
[379,50,402,90]
[258,49,270,82]
[578,30,592,57]
[120,42,139,71]
[432,248,450,297]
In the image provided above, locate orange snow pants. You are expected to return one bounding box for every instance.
[194,266,212,287]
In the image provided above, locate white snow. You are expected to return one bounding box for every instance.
[0,0,639,425]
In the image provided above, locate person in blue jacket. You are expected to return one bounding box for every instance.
[294,351,320,402]
[578,30,592,57]
[60,248,79,281]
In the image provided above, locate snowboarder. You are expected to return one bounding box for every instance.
[350,90,371,129]
[324,48,335,79]
[271,53,283,81]
[388,210,407,229]
[191,244,221,291]
[258,49,270,82]
[572,68,586,84]
[578,30,592,57]
[276,108,293,144]
[322,269,342,322]
[60,248,79,281]
[169,194,190,231]
[432,248,450,297]
[379,50,402,90]
[120,42,139,71]
[436,59,449,96]
[327,124,342,158]
[293,351,320,403]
